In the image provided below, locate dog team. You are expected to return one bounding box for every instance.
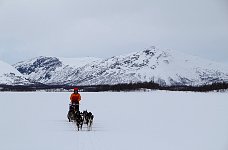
[67,88,94,131]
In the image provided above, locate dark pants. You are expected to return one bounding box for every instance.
[70,101,79,112]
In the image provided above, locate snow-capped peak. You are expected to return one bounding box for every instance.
[13,47,228,86]
[0,60,32,85]
[56,57,102,68]
[0,60,22,76]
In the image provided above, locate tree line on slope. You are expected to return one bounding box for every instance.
[0,81,228,92]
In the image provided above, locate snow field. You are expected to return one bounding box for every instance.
[0,91,228,150]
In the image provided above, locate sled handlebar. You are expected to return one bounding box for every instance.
[69,103,80,106]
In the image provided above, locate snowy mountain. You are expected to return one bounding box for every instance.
[13,56,102,85]
[0,60,32,85]
[13,47,228,86]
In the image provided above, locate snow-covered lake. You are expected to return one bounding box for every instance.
[0,91,228,150]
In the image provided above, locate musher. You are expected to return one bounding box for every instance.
[70,88,81,112]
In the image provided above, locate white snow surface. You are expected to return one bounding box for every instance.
[0,60,21,76]
[0,91,228,150]
[58,57,102,67]
[0,60,31,85]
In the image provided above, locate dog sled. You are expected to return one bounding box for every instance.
[67,103,94,131]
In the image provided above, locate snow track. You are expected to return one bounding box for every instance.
[0,91,228,150]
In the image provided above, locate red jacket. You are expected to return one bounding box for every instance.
[70,93,81,103]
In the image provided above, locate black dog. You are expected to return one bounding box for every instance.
[85,112,94,131]
[82,110,88,124]
[75,111,83,131]
[67,104,77,122]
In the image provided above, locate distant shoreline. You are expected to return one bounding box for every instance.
[1,82,228,92]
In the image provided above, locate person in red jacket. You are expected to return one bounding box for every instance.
[70,88,81,111]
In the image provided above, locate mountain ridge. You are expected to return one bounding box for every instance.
[13,46,228,86]
[0,60,33,85]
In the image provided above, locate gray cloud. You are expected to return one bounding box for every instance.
[0,0,227,64]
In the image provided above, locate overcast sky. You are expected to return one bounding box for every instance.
[0,0,227,64]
